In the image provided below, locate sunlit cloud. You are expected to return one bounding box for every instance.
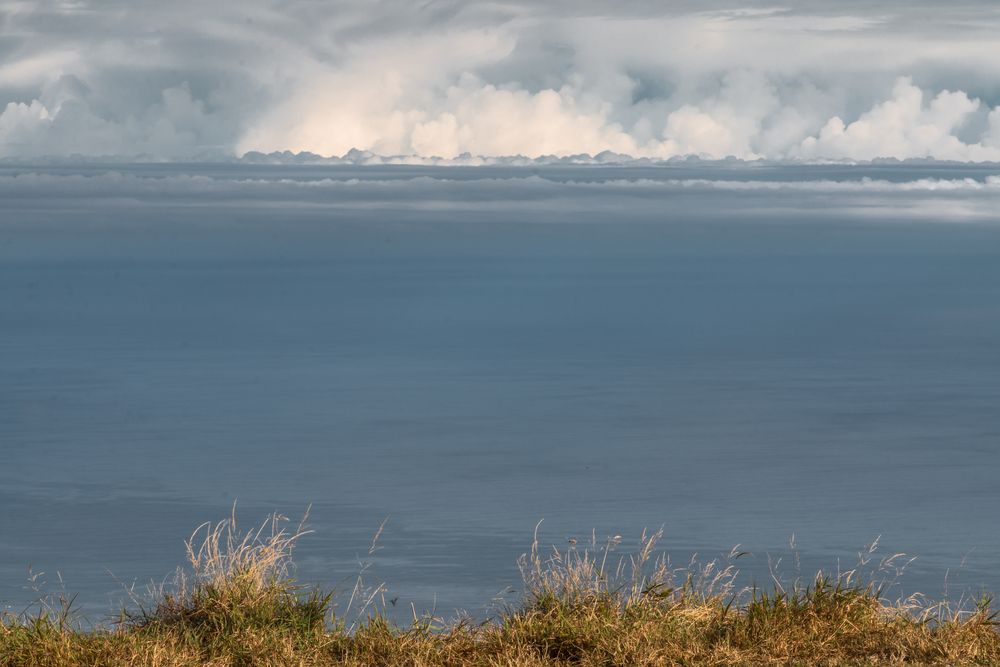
[2,1,1000,160]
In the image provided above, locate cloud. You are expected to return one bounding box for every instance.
[0,79,237,157]
[2,1,1000,160]
[985,107,1000,149]
[5,169,999,202]
[657,70,783,159]
[798,78,1000,161]
[249,76,657,158]
[5,166,1000,235]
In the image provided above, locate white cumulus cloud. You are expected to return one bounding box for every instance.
[798,78,1000,161]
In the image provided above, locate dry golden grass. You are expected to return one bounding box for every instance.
[2,513,998,666]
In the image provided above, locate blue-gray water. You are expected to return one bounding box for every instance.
[2,162,1000,621]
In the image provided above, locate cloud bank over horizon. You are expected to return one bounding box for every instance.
[3,1,1000,161]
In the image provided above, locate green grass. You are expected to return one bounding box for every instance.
[2,513,998,666]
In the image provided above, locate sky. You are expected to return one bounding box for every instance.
[2,1,1000,160]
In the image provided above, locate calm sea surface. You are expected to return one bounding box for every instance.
[2,162,1000,621]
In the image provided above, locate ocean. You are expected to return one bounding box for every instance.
[2,161,999,621]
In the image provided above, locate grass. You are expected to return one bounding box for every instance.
[2,513,998,666]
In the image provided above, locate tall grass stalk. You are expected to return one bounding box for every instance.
[2,512,999,666]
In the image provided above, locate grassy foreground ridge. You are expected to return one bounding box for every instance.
[2,513,998,666]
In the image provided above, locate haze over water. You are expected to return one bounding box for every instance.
[2,162,1000,620]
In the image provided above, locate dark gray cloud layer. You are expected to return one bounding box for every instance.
[2,1,1000,159]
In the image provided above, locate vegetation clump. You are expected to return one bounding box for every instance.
[2,514,998,666]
